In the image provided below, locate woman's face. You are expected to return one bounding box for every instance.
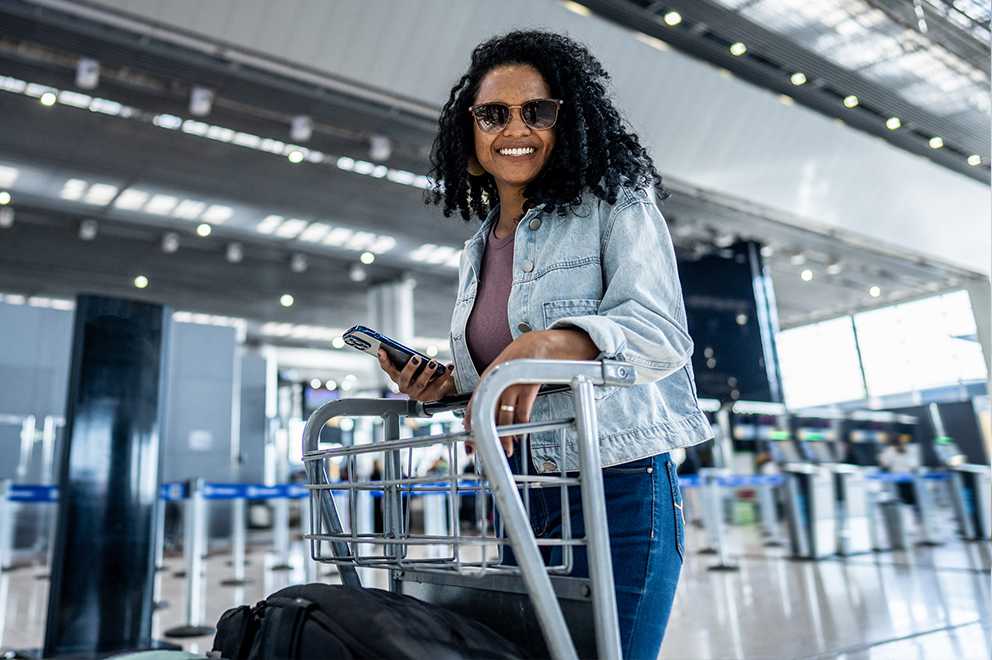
[472,64,556,197]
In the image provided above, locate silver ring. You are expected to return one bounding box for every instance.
[499,404,515,413]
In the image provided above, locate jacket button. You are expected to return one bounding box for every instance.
[522,259,534,273]
[542,460,558,472]
[517,322,532,333]
[529,218,542,231]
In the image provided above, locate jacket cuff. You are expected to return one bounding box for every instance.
[547,315,626,360]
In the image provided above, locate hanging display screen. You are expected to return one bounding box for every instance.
[676,241,783,403]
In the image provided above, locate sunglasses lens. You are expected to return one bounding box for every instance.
[472,100,559,132]
[523,100,558,129]
[474,104,509,132]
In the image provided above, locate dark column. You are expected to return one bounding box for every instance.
[42,295,173,658]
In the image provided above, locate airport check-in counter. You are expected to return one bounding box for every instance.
[927,404,991,541]
[949,464,992,540]
[778,410,900,558]
[728,406,839,560]
[791,414,874,556]
[843,410,926,551]
[787,418,852,557]
[933,437,991,541]
[781,461,837,559]
[728,404,842,559]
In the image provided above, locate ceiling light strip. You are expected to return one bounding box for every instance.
[0,72,435,192]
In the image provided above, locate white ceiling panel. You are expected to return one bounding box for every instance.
[60,0,992,275]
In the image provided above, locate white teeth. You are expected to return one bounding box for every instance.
[499,147,536,156]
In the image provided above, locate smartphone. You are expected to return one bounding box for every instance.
[342,325,447,377]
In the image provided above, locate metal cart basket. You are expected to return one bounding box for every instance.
[301,359,636,660]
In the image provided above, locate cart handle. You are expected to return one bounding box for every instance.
[300,358,634,660]
[468,359,633,660]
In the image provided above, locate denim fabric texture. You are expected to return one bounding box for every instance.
[505,451,684,660]
[449,185,714,472]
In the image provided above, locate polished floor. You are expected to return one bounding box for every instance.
[1,503,989,660]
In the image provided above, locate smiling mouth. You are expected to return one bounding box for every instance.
[498,147,536,157]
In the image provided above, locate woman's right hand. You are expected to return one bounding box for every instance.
[377,349,456,402]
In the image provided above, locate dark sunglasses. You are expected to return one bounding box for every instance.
[468,98,563,133]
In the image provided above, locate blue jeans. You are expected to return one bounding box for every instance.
[507,451,684,660]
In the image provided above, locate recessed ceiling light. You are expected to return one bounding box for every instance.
[790,72,806,86]
[280,294,294,307]
[869,286,881,297]
[843,95,858,108]
[968,155,982,166]
[0,192,9,204]
[83,183,118,206]
[800,269,813,281]
[114,188,149,210]
[635,33,670,51]
[146,194,179,215]
[196,223,211,237]
[886,117,901,130]
[360,252,375,264]
[730,42,746,56]
[134,275,148,289]
[929,137,943,149]
[560,1,591,16]
[664,11,681,25]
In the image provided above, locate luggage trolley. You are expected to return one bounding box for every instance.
[301,358,636,660]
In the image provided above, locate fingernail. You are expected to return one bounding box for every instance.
[428,361,436,369]
[411,357,420,365]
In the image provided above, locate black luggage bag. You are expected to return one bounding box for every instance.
[211,582,526,660]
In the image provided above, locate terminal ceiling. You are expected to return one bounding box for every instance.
[0,0,986,366]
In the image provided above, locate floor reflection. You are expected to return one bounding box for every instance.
[0,517,988,660]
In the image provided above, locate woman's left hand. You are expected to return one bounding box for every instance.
[465,328,599,457]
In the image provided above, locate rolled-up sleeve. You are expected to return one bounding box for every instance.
[547,193,693,384]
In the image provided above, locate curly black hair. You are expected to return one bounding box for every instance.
[427,29,665,220]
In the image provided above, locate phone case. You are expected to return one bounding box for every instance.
[342,325,447,376]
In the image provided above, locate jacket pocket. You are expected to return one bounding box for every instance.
[542,298,599,327]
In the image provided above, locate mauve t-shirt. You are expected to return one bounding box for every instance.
[466,223,516,374]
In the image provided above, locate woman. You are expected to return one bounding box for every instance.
[378,30,712,659]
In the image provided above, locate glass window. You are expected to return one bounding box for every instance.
[777,316,866,409]
[854,290,987,398]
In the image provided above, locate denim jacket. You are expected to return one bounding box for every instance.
[449,185,714,473]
